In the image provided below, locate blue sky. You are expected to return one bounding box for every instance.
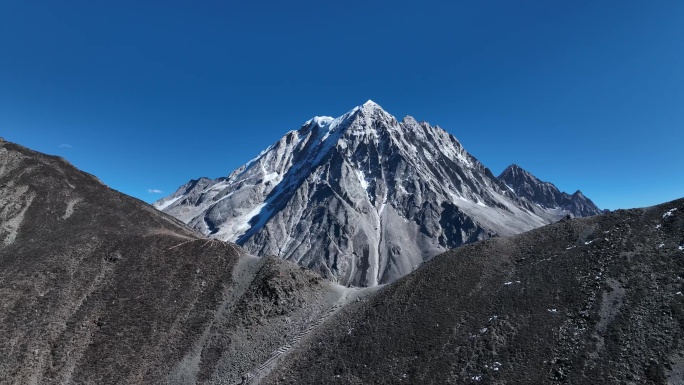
[1,0,682,210]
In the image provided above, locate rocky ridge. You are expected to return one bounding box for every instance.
[499,164,602,217]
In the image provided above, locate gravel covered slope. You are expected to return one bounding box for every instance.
[0,139,239,384]
[0,140,352,385]
[263,198,684,385]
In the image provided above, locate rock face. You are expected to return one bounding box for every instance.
[156,101,598,286]
[498,164,602,217]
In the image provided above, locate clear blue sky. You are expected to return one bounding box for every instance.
[1,0,682,210]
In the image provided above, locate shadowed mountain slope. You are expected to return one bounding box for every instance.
[262,198,684,384]
[0,139,238,384]
[0,139,363,385]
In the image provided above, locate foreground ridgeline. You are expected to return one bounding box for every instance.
[0,140,237,383]
[1,139,682,384]
[264,198,684,384]
[155,101,600,286]
[0,139,371,384]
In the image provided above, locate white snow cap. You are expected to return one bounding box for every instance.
[308,116,334,126]
[362,99,383,109]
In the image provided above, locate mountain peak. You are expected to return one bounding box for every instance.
[156,103,601,286]
[401,115,419,125]
[502,163,529,176]
[359,99,389,116]
[362,99,381,108]
[498,165,601,217]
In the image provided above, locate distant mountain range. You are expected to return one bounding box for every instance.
[155,101,601,286]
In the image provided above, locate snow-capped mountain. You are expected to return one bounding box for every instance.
[155,101,595,286]
[498,164,601,217]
